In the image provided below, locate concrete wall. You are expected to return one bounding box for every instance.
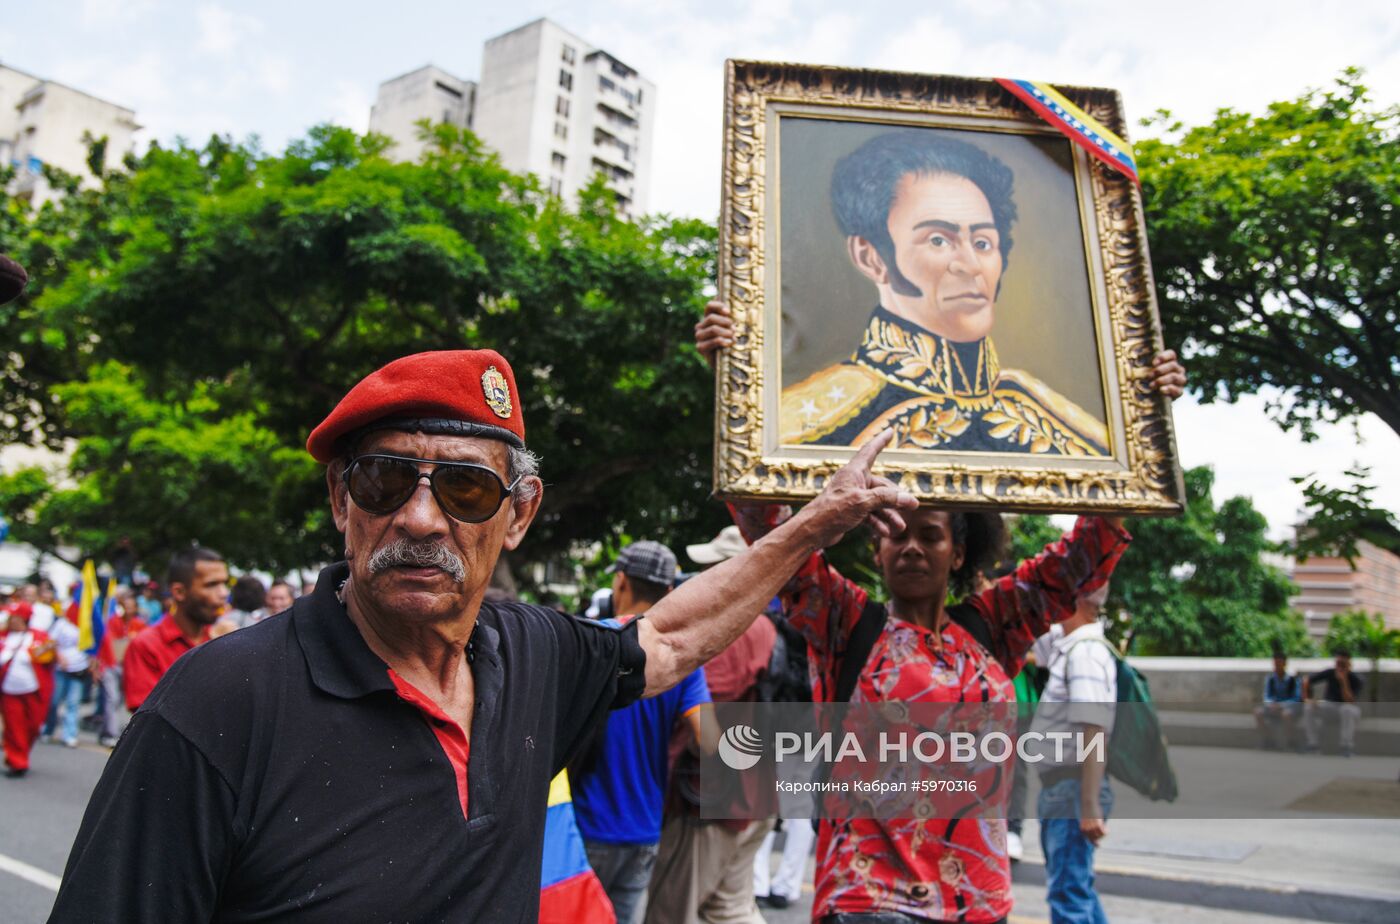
[1133,656,1400,708]
[475,19,550,180]
[0,64,41,169]
[9,80,138,204]
[369,65,475,163]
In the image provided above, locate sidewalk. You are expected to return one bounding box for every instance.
[763,745,1400,923]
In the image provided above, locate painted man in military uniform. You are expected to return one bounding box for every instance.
[780,130,1109,456]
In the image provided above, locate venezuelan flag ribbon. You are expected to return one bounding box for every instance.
[995,78,1139,187]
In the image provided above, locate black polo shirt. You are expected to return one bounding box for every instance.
[1308,667,1363,703]
[48,562,645,923]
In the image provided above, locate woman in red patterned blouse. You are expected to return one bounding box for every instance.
[731,502,1128,922]
[696,301,1185,923]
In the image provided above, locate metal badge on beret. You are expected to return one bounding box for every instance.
[481,366,513,419]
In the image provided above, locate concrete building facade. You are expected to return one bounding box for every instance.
[372,19,654,215]
[475,19,654,214]
[368,65,476,163]
[1291,540,1400,639]
[1,64,139,205]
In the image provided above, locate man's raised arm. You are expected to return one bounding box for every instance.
[637,430,916,696]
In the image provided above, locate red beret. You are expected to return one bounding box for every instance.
[4,601,33,622]
[306,350,526,463]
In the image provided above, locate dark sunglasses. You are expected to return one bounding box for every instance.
[343,454,522,524]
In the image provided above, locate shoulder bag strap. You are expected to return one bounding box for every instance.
[834,598,887,703]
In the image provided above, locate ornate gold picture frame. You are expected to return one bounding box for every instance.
[714,60,1183,514]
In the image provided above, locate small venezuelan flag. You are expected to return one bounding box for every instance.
[540,772,615,924]
[996,78,1139,186]
[76,560,99,650]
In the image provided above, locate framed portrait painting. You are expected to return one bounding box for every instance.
[713,60,1184,515]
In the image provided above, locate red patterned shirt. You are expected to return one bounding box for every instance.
[730,504,1130,923]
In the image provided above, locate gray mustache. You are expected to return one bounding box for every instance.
[367,540,467,583]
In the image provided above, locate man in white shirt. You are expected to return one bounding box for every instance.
[1028,582,1117,924]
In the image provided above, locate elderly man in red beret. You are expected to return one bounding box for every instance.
[48,349,916,924]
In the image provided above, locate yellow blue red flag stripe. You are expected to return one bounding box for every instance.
[996,78,1139,186]
[539,772,615,924]
[77,560,98,650]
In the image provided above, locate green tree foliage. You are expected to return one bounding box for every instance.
[1006,514,1063,566]
[1140,71,1399,440]
[0,362,320,572]
[1,125,722,578]
[1108,467,1309,656]
[1291,466,1400,560]
[1323,609,1398,702]
[1139,70,1399,568]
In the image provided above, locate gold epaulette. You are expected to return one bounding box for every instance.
[780,364,886,444]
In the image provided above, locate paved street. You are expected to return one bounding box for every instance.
[4,736,1399,923]
[0,733,108,924]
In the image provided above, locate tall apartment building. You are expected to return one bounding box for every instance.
[1291,540,1400,640]
[370,19,654,215]
[368,65,476,163]
[1,63,139,205]
[475,19,654,215]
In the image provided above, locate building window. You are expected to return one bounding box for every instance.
[549,177,563,197]
[556,96,570,117]
[554,120,568,140]
[559,69,573,91]
[561,45,576,65]
[552,152,567,171]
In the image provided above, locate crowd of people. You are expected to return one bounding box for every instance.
[1,307,1188,924]
[0,564,310,775]
[0,136,1329,924]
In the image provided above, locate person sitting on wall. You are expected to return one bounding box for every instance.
[1253,650,1302,751]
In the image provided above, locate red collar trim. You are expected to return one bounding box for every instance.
[387,669,471,820]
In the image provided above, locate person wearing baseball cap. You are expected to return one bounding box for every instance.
[51,348,916,923]
[571,540,715,924]
[685,525,748,566]
[2,601,57,778]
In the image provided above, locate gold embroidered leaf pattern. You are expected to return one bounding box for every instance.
[894,404,970,448]
[868,319,946,387]
[984,398,1068,455]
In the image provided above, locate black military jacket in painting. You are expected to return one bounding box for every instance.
[781,307,1109,456]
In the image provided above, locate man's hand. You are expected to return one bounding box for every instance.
[695,300,734,369]
[792,430,918,550]
[1079,815,1108,845]
[1148,349,1186,399]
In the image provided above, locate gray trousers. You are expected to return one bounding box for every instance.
[1304,701,1361,750]
[100,667,126,740]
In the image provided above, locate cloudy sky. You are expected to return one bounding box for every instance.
[5,0,1397,535]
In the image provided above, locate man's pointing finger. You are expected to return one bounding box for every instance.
[849,429,895,472]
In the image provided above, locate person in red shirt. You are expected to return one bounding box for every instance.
[2,602,57,777]
[122,549,227,711]
[96,587,148,745]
